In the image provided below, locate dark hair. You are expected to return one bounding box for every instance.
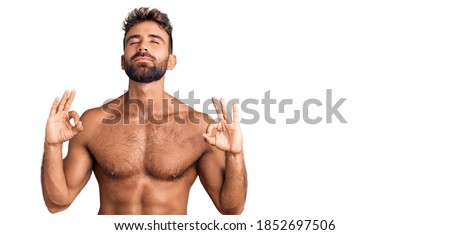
[122,7,173,53]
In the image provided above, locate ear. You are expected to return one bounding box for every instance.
[167,54,177,70]
[121,55,125,70]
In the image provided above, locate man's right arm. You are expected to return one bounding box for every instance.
[41,90,93,213]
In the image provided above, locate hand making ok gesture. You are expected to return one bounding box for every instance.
[45,90,83,145]
[203,97,243,154]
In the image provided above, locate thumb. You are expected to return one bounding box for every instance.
[72,120,84,135]
[202,133,216,146]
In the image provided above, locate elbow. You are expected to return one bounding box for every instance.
[219,204,245,215]
[44,196,71,213]
[46,204,69,214]
[218,194,247,215]
[221,209,244,215]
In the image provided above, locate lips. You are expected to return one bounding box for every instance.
[131,52,156,63]
[132,56,152,62]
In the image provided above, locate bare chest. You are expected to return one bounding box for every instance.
[88,123,205,180]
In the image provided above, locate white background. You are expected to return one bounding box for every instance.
[1,0,449,234]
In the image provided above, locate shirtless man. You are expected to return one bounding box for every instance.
[41,7,247,215]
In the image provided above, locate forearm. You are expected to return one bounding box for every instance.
[41,143,70,212]
[220,151,247,214]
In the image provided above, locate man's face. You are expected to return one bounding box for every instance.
[122,21,175,83]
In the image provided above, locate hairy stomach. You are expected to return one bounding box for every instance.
[95,169,196,215]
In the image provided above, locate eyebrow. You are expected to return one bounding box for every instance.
[149,34,165,44]
[125,34,166,44]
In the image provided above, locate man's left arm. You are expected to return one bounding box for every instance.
[198,98,248,215]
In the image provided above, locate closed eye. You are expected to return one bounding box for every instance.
[126,34,141,45]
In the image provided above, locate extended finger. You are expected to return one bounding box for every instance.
[212,97,224,121]
[232,103,240,124]
[57,90,70,113]
[49,97,59,116]
[63,90,76,112]
[220,98,230,123]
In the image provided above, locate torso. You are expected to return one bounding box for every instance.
[84,97,210,214]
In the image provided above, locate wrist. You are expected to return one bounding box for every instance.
[226,150,244,159]
[44,141,63,150]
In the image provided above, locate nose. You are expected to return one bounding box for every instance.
[138,45,148,52]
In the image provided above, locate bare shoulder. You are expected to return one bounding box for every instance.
[80,96,122,124]
[79,107,105,126]
[174,100,214,129]
[170,98,215,148]
[74,106,110,139]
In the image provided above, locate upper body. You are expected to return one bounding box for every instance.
[41,7,247,215]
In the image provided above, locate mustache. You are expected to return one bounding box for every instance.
[131,52,156,62]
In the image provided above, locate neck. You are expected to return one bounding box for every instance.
[127,77,166,101]
[123,77,172,120]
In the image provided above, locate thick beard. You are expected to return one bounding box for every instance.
[124,59,168,84]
